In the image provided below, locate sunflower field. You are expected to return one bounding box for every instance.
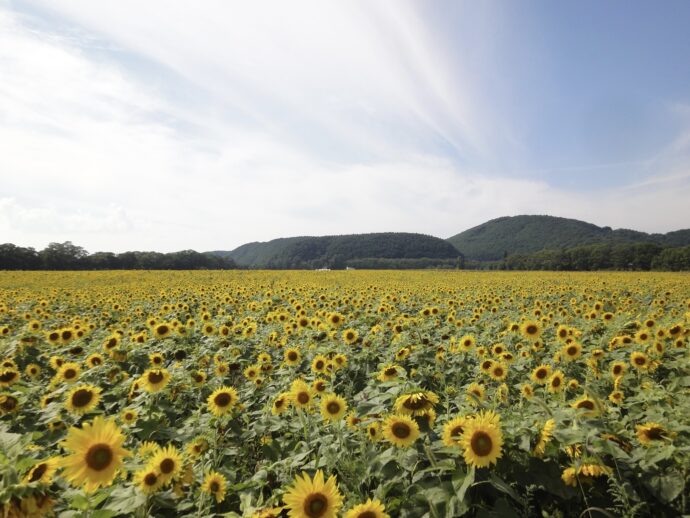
[0,270,689,518]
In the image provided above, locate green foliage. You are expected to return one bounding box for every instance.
[218,232,461,269]
[447,215,690,262]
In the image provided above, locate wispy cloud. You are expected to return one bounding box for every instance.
[1,2,689,252]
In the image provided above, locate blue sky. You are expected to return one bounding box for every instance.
[1,0,689,252]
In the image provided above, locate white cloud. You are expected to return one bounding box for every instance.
[1,2,689,254]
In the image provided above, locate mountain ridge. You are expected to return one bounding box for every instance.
[209,215,690,266]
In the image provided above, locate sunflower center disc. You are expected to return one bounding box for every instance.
[451,426,464,437]
[72,389,93,407]
[29,463,47,482]
[210,481,220,492]
[297,392,310,404]
[578,400,595,410]
[160,458,175,474]
[304,493,328,517]
[214,393,232,407]
[148,372,164,384]
[647,428,663,440]
[471,431,493,457]
[392,422,411,439]
[359,513,377,518]
[144,473,158,486]
[86,444,114,471]
[327,402,340,415]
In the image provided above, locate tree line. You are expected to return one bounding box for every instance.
[469,242,690,271]
[0,242,237,270]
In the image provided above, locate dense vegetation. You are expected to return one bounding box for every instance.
[467,243,690,271]
[0,270,688,517]
[215,233,461,269]
[447,215,690,262]
[0,242,237,271]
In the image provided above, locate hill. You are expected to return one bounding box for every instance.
[446,215,690,261]
[212,232,461,268]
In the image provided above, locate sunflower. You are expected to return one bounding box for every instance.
[458,334,475,352]
[562,342,582,361]
[153,323,172,339]
[121,408,138,425]
[86,353,104,369]
[290,380,314,409]
[530,364,551,385]
[343,498,389,518]
[65,384,101,415]
[59,416,131,492]
[461,411,503,468]
[202,471,228,503]
[442,416,467,448]
[0,394,19,415]
[320,393,347,422]
[25,363,41,378]
[608,390,624,405]
[332,353,347,369]
[630,351,649,371]
[547,370,565,393]
[636,422,672,446]
[284,348,301,366]
[610,361,626,378]
[186,437,209,458]
[149,352,165,367]
[520,320,542,339]
[134,466,163,494]
[207,386,239,416]
[0,368,20,388]
[394,391,438,416]
[366,422,382,442]
[346,412,361,430]
[532,418,555,458]
[272,392,291,415]
[571,396,601,417]
[150,444,182,484]
[141,368,171,393]
[489,362,508,381]
[342,328,358,345]
[377,364,401,382]
[191,370,207,386]
[466,383,485,405]
[521,383,534,399]
[313,378,328,394]
[23,458,58,485]
[327,312,345,328]
[561,463,612,487]
[311,355,328,374]
[382,414,420,448]
[56,362,81,384]
[283,470,343,518]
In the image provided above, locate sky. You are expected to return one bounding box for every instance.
[1,0,689,253]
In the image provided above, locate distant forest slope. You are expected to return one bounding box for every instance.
[212,232,461,269]
[209,236,307,267]
[447,215,690,261]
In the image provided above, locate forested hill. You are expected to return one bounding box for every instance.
[446,215,690,261]
[212,233,461,269]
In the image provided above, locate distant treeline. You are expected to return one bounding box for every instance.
[0,242,237,270]
[469,243,690,271]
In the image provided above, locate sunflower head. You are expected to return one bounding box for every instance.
[461,411,503,468]
[59,416,131,492]
[283,470,343,518]
[383,414,420,448]
[207,386,239,416]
